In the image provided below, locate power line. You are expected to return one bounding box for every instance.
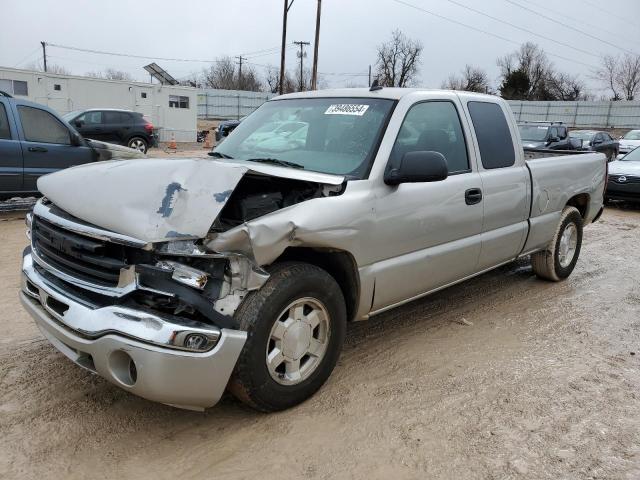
[45,42,291,64]
[528,0,640,46]
[390,0,599,69]
[444,0,600,59]
[504,0,637,56]
[13,47,41,68]
[580,0,637,26]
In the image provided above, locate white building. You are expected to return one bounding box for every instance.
[0,66,197,142]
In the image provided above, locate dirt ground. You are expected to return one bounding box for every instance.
[1,205,639,480]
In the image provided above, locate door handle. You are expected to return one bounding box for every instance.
[28,147,48,153]
[465,188,482,205]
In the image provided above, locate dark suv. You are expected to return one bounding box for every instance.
[63,109,157,153]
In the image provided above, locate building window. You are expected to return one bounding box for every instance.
[0,79,28,96]
[141,92,147,98]
[169,95,189,109]
[54,84,61,91]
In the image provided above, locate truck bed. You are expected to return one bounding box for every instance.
[522,151,607,254]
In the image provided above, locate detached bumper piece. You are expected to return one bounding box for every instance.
[21,253,246,410]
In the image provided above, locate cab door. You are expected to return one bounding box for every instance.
[463,100,529,271]
[371,96,484,310]
[15,103,94,192]
[0,98,23,193]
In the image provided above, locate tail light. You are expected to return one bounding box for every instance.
[144,121,154,133]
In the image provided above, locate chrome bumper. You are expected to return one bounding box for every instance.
[20,252,247,411]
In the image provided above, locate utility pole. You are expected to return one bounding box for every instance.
[279,0,295,95]
[236,55,245,90]
[41,41,47,72]
[293,41,310,91]
[311,0,322,90]
[368,65,372,87]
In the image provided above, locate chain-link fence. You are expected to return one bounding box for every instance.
[198,89,275,120]
[507,101,640,128]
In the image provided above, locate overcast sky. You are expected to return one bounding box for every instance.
[2,0,639,95]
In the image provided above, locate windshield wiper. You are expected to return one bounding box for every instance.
[246,158,305,169]
[208,151,234,159]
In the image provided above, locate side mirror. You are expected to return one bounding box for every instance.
[70,131,84,146]
[74,119,84,128]
[547,136,559,144]
[384,151,448,186]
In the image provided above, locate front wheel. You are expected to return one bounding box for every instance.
[127,136,148,153]
[228,262,346,412]
[531,206,583,281]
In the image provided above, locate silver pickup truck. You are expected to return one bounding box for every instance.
[20,88,606,412]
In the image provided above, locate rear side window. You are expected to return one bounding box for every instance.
[0,103,11,139]
[103,111,124,124]
[18,106,70,144]
[389,101,469,173]
[467,101,515,169]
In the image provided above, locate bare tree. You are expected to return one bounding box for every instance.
[375,30,423,87]
[85,68,133,81]
[546,72,586,100]
[202,57,236,89]
[594,55,621,100]
[26,61,70,75]
[202,57,262,91]
[442,65,491,93]
[594,54,640,101]
[497,42,552,100]
[618,54,640,101]
[264,65,297,94]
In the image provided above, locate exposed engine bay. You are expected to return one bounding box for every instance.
[212,174,327,231]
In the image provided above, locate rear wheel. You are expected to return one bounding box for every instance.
[531,206,583,281]
[228,262,346,412]
[127,136,148,153]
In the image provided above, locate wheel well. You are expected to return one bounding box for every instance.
[273,247,360,321]
[566,193,589,218]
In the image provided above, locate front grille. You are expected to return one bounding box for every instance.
[609,175,640,184]
[32,216,129,287]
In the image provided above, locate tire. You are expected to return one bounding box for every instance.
[228,262,346,412]
[127,136,148,153]
[531,206,583,281]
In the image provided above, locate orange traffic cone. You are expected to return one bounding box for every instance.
[203,131,212,149]
[168,132,177,150]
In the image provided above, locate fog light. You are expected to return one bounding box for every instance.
[184,333,209,350]
[157,261,208,290]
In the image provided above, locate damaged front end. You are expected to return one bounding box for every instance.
[21,157,349,409]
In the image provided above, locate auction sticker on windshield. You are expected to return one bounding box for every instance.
[324,104,370,116]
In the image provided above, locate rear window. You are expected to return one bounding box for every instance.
[468,101,515,169]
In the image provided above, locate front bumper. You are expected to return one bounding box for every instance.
[606,178,640,202]
[20,252,247,410]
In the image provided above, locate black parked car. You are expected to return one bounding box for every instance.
[215,118,242,142]
[63,109,157,153]
[518,122,582,150]
[570,130,619,156]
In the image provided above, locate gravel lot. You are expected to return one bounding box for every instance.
[1,205,639,480]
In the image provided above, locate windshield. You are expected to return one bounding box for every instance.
[621,146,640,161]
[213,97,395,178]
[62,110,82,121]
[518,125,548,141]
[570,131,595,141]
[623,130,640,140]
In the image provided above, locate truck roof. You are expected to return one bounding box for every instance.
[274,87,499,102]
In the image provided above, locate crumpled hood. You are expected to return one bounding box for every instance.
[37,158,344,243]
